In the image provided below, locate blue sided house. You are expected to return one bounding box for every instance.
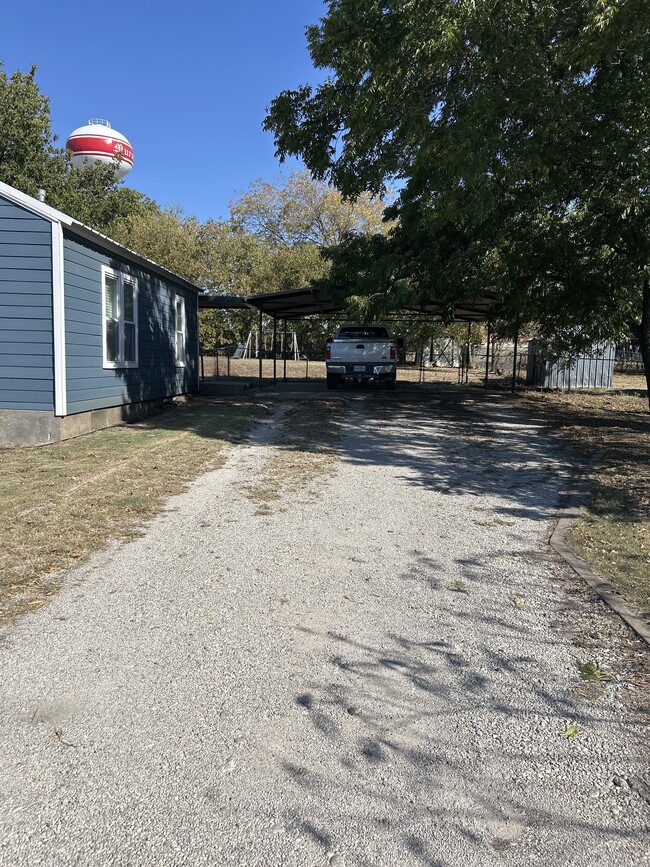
[0,181,201,445]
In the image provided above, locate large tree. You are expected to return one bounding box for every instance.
[111,203,332,350]
[49,160,155,238]
[265,0,650,401]
[231,169,390,246]
[0,63,63,196]
[228,170,394,353]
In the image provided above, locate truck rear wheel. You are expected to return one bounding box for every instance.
[326,372,339,390]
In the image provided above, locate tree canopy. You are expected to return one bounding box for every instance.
[265,0,650,399]
[0,63,63,197]
[231,169,390,246]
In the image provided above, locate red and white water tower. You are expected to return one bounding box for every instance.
[66,119,134,180]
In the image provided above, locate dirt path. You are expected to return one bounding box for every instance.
[1,392,648,866]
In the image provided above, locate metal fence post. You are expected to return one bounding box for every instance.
[283,319,288,382]
[511,318,520,394]
[258,309,263,387]
[272,315,277,385]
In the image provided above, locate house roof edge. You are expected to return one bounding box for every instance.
[0,180,202,294]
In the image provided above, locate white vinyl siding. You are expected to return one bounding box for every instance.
[175,295,186,367]
[102,266,138,368]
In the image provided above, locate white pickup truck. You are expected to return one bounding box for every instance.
[325,325,398,390]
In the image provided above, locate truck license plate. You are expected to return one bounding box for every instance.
[354,365,366,372]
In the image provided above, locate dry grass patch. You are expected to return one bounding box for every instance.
[568,471,650,616]
[202,357,469,387]
[203,357,323,381]
[244,399,344,515]
[0,398,270,623]
[516,389,650,616]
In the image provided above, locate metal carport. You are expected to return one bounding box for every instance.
[198,288,514,390]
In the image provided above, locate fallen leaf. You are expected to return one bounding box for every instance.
[560,721,580,739]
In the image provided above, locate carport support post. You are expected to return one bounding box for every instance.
[484,320,492,389]
[283,319,287,382]
[466,321,471,383]
[258,309,263,387]
[272,315,277,385]
[511,317,520,394]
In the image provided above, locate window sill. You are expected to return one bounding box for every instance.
[103,362,139,370]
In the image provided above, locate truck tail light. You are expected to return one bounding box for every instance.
[390,345,396,361]
[326,345,331,360]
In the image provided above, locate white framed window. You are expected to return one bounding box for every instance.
[174,294,186,367]
[102,266,138,369]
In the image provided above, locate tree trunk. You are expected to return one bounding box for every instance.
[629,276,650,411]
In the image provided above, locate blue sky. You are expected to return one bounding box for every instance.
[2,1,328,222]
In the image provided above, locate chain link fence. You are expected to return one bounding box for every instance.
[474,344,646,392]
[201,347,314,382]
[201,343,646,393]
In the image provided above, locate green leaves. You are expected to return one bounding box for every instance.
[230,169,390,247]
[576,660,613,683]
[0,62,61,197]
[560,721,580,740]
[264,0,650,402]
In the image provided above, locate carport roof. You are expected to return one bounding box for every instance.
[198,287,342,317]
[410,296,496,322]
[199,287,496,321]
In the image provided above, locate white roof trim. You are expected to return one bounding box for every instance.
[0,180,202,294]
[51,222,67,416]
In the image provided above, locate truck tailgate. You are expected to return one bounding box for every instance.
[330,340,392,362]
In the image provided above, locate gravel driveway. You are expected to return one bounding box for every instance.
[1,389,648,866]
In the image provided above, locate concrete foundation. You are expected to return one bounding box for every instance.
[199,378,256,396]
[0,396,192,447]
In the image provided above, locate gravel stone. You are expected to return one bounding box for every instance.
[0,392,648,866]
